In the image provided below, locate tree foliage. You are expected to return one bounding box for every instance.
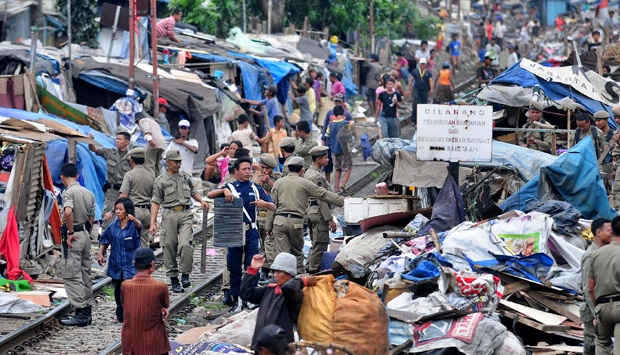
[56,0,99,48]
[167,0,243,38]
[171,0,440,46]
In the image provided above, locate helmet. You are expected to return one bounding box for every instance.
[270,253,297,275]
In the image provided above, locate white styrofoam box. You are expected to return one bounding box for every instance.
[344,198,409,224]
[344,198,365,224]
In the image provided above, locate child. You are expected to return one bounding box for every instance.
[328,105,354,192]
[230,114,271,156]
[448,33,461,70]
[288,85,313,127]
[436,62,454,103]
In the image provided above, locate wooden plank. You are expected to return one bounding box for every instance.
[502,281,531,297]
[499,310,570,332]
[523,291,582,324]
[500,299,567,325]
[389,339,413,355]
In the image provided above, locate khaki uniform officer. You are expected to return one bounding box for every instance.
[580,218,612,355]
[266,156,345,273]
[293,120,318,169]
[88,132,131,229]
[305,146,338,273]
[518,101,553,154]
[150,150,209,293]
[119,147,155,247]
[255,153,282,267]
[587,216,620,355]
[278,137,296,174]
[59,163,95,327]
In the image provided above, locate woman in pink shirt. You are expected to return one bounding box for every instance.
[329,72,346,99]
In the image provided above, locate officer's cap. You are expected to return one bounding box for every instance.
[279,137,296,148]
[594,110,611,120]
[165,150,183,161]
[528,100,543,112]
[127,147,145,160]
[284,156,305,167]
[309,145,329,156]
[613,106,620,117]
[259,153,278,169]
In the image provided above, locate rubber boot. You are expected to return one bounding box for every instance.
[229,296,239,312]
[222,290,234,306]
[60,308,89,327]
[170,277,183,293]
[181,273,191,288]
[84,305,93,325]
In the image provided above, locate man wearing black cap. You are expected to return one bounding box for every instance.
[121,247,171,355]
[244,85,283,130]
[477,54,497,87]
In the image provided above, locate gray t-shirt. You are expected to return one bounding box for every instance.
[295,96,313,124]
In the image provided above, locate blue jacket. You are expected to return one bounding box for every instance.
[99,219,141,280]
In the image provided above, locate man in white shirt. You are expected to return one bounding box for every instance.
[485,38,501,67]
[507,44,519,69]
[230,114,271,156]
[164,119,198,175]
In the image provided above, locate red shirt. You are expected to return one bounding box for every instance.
[121,274,170,355]
[156,16,176,38]
[486,24,493,39]
[556,17,565,31]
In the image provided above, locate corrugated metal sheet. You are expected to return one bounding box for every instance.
[13,142,45,259]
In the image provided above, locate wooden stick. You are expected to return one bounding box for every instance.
[390,239,408,254]
[429,228,442,252]
[262,105,280,168]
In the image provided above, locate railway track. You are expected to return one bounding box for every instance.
[0,223,225,355]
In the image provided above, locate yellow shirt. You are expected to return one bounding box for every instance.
[307,87,317,113]
[268,127,288,158]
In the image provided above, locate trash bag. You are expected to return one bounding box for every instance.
[524,200,582,236]
[298,274,390,355]
[419,174,466,235]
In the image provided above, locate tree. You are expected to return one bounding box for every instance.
[56,0,99,48]
[168,0,243,37]
[258,0,286,33]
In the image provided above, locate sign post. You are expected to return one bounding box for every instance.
[416,104,494,181]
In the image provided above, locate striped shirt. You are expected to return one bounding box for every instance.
[121,274,170,355]
[156,16,176,38]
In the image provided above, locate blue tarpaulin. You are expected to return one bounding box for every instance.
[491,60,617,129]
[500,136,616,219]
[189,52,266,102]
[0,108,113,220]
[227,52,301,85]
[341,56,358,98]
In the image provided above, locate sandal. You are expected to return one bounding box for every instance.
[340,185,348,193]
[112,318,121,324]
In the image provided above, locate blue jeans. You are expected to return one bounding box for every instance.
[228,229,260,297]
[401,67,411,83]
[380,115,400,138]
